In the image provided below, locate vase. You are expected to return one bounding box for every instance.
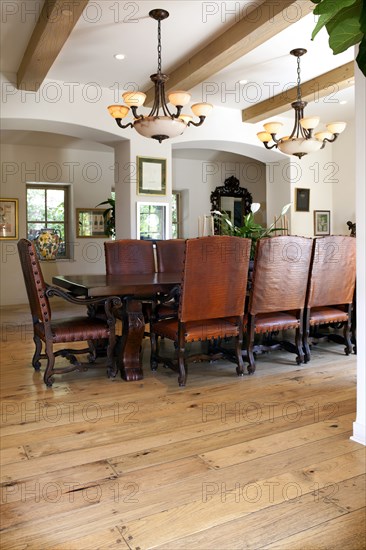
[34,228,61,261]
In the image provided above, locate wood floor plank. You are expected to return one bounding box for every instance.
[116,449,365,549]
[0,302,362,550]
[155,475,366,550]
[263,508,366,549]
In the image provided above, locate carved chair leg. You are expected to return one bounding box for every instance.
[150,331,159,371]
[32,334,42,371]
[343,318,353,356]
[246,318,256,374]
[177,331,186,387]
[235,329,244,376]
[177,349,186,387]
[295,327,304,365]
[87,340,97,363]
[106,333,117,378]
[43,341,55,387]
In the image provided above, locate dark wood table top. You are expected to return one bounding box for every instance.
[52,273,182,298]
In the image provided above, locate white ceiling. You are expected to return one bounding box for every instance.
[0,0,355,148]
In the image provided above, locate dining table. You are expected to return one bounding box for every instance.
[52,272,181,381]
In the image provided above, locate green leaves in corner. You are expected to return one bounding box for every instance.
[311,0,366,76]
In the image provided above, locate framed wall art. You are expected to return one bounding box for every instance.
[76,208,108,238]
[137,156,166,196]
[0,198,18,240]
[295,188,310,212]
[314,210,331,236]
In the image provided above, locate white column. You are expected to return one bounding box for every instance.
[351,52,366,446]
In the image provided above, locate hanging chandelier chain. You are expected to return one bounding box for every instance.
[296,55,302,101]
[157,19,162,74]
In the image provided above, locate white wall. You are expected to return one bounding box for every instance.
[332,120,356,235]
[0,141,114,305]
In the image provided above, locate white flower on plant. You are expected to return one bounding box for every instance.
[250,203,261,214]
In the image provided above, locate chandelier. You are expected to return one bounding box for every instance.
[107,9,213,143]
[257,49,346,159]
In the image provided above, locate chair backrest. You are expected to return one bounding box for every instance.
[179,236,251,323]
[306,235,356,308]
[104,239,155,275]
[17,239,52,324]
[249,236,313,315]
[156,239,185,273]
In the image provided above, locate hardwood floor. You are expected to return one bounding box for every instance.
[0,302,364,550]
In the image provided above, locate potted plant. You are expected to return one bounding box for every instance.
[213,202,291,260]
[96,197,115,238]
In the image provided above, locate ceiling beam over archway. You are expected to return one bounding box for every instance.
[17,0,89,92]
[242,61,354,123]
[143,0,313,105]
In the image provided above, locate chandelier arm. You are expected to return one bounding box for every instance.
[271,133,281,144]
[148,80,162,117]
[263,141,278,150]
[188,116,206,128]
[115,119,134,130]
[172,106,183,119]
[323,133,339,143]
[131,106,143,120]
[159,83,173,117]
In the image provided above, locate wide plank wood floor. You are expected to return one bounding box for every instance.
[0,302,364,550]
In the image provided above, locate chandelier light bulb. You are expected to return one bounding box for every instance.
[107,9,212,142]
[122,91,146,107]
[257,131,272,143]
[300,116,320,130]
[168,91,191,106]
[263,121,283,134]
[257,49,345,158]
[326,122,347,134]
[191,103,213,117]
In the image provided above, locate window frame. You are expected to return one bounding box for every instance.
[26,184,70,259]
[172,191,182,239]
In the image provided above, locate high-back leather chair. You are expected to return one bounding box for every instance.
[245,235,313,372]
[104,239,155,275]
[150,236,251,386]
[17,239,120,386]
[156,239,185,273]
[155,239,186,319]
[303,235,356,361]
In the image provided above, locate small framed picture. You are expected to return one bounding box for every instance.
[76,208,109,238]
[137,157,166,196]
[314,210,331,236]
[295,188,310,212]
[0,198,18,240]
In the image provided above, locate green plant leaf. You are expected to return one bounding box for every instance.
[325,2,362,54]
[312,0,358,40]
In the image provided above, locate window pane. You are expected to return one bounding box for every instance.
[27,189,45,220]
[171,224,178,239]
[47,189,65,221]
[27,223,44,240]
[139,205,165,240]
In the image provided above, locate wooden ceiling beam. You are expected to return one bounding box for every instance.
[242,61,355,123]
[143,0,313,105]
[17,0,89,92]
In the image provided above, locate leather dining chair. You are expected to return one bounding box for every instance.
[155,239,185,320]
[104,239,156,325]
[104,239,155,275]
[303,235,356,362]
[245,235,313,373]
[150,235,251,386]
[17,239,121,387]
